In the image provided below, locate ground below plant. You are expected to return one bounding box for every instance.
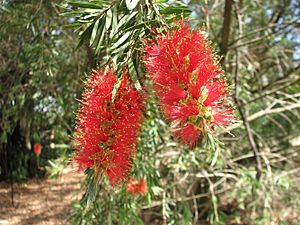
[0,166,83,225]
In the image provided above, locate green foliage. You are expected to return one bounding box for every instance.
[0,0,86,180]
[61,0,191,82]
[68,1,299,224]
[1,0,299,224]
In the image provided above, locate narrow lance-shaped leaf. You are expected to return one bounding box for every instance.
[105,9,112,30]
[111,77,122,103]
[123,20,156,32]
[90,17,101,46]
[68,1,104,9]
[125,0,139,10]
[95,16,107,54]
[128,56,142,92]
[159,6,191,14]
[85,169,99,209]
[110,7,118,38]
[111,11,138,37]
[111,41,130,55]
[110,31,131,50]
[76,23,94,49]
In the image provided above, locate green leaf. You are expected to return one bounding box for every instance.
[85,173,99,208]
[111,77,123,103]
[160,6,191,15]
[0,132,7,144]
[68,1,103,9]
[111,41,130,55]
[110,7,118,38]
[211,147,219,167]
[123,20,156,32]
[95,17,106,54]
[125,0,139,10]
[181,202,193,224]
[90,17,101,46]
[111,11,138,37]
[152,186,163,196]
[0,5,10,13]
[105,9,112,30]
[76,23,94,49]
[208,133,217,153]
[110,32,131,50]
[128,56,142,92]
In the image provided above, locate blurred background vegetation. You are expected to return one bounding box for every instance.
[0,0,299,224]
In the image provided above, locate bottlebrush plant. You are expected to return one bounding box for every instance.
[144,22,234,147]
[126,177,148,196]
[64,0,236,224]
[33,143,42,157]
[73,66,145,186]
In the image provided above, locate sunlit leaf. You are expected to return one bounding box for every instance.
[128,56,142,92]
[125,0,139,10]
[111,11,138,37]
[105,9,112,30]
[110,32,131,50]
[160,6,191,14]
[95,17,106,53]
[90,17,101,46]
[111,77,122,102]
[110,7,118,38]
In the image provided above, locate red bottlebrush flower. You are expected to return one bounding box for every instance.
[33,143,42,157]
[137,177,147,195]
[126,177,147,196]
[73,66,145,186]
[144,21,234,147]
[126,178,138,194]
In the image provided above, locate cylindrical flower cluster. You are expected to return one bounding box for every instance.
[34,143,42,157]
[73,66,145,185]
[126,177,148,196]
[144,22,234,147]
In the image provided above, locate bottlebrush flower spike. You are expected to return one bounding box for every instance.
[126,177,147,196]
[144,21,234,147]
[137,177,147,195]
[33,143,42,157]
[73,65,145,186]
